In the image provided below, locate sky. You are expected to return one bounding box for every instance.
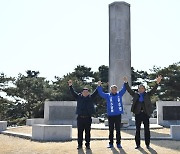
[0,0,180,81]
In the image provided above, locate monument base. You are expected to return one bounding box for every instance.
[32,124,72,141]
[171,125,180,140]
[121,104,133,127]
[26,118,44,126]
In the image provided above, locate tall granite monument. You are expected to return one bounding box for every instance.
[109,2,132,124]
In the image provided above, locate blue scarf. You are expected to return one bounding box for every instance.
[139,93,145,103]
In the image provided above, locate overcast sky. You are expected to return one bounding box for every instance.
[0,0,180,80]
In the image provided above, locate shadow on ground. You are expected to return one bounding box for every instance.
[121,128,170,138]
[121,129,180,152]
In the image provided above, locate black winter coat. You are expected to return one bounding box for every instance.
[125,83,159,116]
[69,86,98,116]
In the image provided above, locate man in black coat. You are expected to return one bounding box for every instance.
[124,75,162,149]
[68,80,98,150]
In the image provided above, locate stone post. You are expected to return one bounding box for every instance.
[109,2,132,125]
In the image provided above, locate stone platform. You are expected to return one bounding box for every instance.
[91,123,163,130]
[1,123,170,141]
[32,124,72,141]
[0,121,7,132]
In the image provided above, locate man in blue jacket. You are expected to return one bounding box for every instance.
[68,80,98,150]
[97,80,126,148]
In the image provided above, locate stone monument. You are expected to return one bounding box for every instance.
[44,101,77,127]
[109,2,132,125]
[157,101,180,127]
[31,101,76,141]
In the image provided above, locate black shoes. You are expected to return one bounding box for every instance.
[77,145,90,150]
[85,143,90,149]
[135,145,140,149]
[77,145,82,150]
[135,145,150,149]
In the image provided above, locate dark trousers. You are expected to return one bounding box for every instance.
[108,114,121,145]
[135,112,150,146]
[77,116,92,146]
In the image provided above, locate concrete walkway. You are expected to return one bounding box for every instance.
[0,124,171,141]
[91,123,163,130]
[1,130,172,141]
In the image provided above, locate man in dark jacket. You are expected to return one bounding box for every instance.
[68,80,98,150]
[124,75,162,149]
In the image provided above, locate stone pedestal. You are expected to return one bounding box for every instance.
[92,117,100,124]
[26,118,44,126]
[32,124,72,141]
[0,121,7,132]
[171,125,180,140]
[150,118,157,124]
[44,101,77,127]
[109,2,132,124]
[104,119,108,126]
[157,101,180,127]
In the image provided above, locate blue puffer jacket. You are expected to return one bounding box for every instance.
[97,84,126,116]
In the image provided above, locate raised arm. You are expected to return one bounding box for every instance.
[118,83,126,96]
[148,75,162,96]
[68,80,79,99]
[97,81,108,99]
[123,77,135,96]
[91,88,98,99]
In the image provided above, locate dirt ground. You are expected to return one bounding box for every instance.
[0,134,180,154]
[1,126,179,154]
